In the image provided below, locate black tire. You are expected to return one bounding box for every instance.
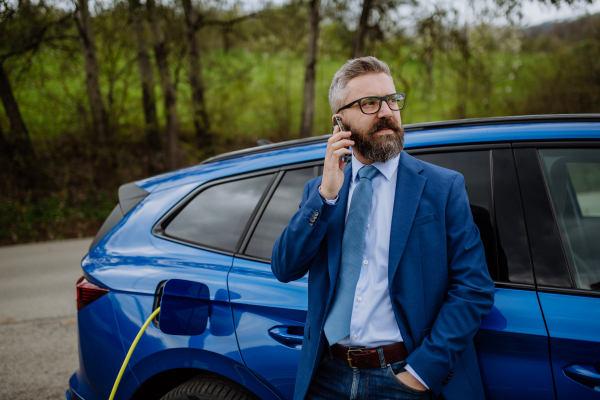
[159,374,259,400]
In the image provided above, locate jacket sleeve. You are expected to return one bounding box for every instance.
[271,178,338,283]
[406,173,495,396]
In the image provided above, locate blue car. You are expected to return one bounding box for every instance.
[68,115,600,400]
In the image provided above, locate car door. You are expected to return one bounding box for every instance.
[228,163,319,400]
[515,145,600,400]
[411,147,555,400]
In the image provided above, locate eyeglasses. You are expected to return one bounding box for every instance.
[337,93,406,114]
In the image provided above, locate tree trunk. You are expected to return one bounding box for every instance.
[0,116,12,160]
[75,0,108,144]
[299,0,320,138]
[129,0,160,153]
[0,62,35,161]
[181,0,211,155]
[353,0,373,58]
[147,0,179,170]
[454,28,470,120]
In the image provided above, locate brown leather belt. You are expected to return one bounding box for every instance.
[330,342,408,369]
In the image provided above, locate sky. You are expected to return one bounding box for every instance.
[521,0,600,26]
[415,0,600,27]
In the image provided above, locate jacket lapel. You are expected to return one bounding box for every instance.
[326,164,352,297]
[388,152,426,285]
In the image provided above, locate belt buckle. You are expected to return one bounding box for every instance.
[346,348,362,369]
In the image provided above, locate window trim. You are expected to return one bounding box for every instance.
[494,282,536,291]
[237,170,285,255]
[536,285,600,298]
[407,143,510,155]
[491,149,537,286]
[513,140,600,149]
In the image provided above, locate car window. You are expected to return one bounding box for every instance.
[245,168,315,260]
[165,174,273,252]
[538,148,600,291]
[414,151,499,281]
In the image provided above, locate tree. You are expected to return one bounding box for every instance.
[0,0,71,165]
[74,0,108,144]
[128,0,160,155]
[0,119,9,159]
[0,61,35,163]
[353,0,373,58]
[147,0,179,170]
[352,0,414,58]
[300,0,320,138]
[181,0,211,153]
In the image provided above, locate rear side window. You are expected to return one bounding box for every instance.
[539,148,600,290]
[165,174,273,252]
[245,168,315,260]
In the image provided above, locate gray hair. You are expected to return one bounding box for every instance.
[328,57,393,114]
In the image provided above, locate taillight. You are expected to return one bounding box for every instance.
[76,276,109,311]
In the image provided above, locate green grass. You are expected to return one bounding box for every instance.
[6,45,542,147]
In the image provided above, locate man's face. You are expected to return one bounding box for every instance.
[341,73,404,163]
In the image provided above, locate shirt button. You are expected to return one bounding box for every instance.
[357,297,363,302]
[353,335,358,340]
[366,224,370,229]
[363,260,368,265]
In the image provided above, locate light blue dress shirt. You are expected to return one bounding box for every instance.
[319,152,429,388]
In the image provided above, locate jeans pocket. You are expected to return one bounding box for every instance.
[318,355,331,367]
[318,347,333,367]
[386,365,430,395]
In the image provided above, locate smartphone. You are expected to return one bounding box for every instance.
[334,115,352,164]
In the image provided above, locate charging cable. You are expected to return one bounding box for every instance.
[109,307,161,400]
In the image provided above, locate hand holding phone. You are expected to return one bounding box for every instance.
[334,115,352,164]
[321,116,353,200]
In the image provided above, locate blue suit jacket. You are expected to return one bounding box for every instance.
[272,151,495,400]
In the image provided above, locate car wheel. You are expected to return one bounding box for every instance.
[160,375,258,400]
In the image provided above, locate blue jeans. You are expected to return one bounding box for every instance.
[306,349,432,400]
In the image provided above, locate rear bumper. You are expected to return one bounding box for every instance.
[66,386,85,400]
[66,372,98,400]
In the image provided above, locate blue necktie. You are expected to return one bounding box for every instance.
[324,165,379,345]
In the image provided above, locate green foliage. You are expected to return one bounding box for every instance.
[1,1,600,245]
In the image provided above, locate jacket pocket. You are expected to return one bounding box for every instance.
[413,213,436,228]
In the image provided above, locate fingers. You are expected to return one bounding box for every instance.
[332,147,352,158]
[326,119,353,169]
[330,139,353,153]
[328,128,351,144]
[327,130,352,157]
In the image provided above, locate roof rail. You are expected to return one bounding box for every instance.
[201,114,600,165]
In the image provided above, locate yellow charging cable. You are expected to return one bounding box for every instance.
[109,307,161,400]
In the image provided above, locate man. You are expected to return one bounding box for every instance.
[271,57,494,400]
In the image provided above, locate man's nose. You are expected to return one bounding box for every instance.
[377,100,393,118]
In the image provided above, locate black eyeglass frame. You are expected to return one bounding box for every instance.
[337,93,406,114]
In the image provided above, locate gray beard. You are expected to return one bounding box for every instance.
[348,118,404,163]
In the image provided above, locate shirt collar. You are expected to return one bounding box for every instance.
[351,151,400,182]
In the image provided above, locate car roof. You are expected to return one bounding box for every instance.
[136,114,600,192]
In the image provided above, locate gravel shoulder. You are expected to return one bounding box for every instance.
[0,238,92,400]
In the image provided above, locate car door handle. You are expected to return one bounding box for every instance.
[268,326,304,348]
[563,364,600,389]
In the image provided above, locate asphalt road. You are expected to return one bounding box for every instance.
[0,238,92,400]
